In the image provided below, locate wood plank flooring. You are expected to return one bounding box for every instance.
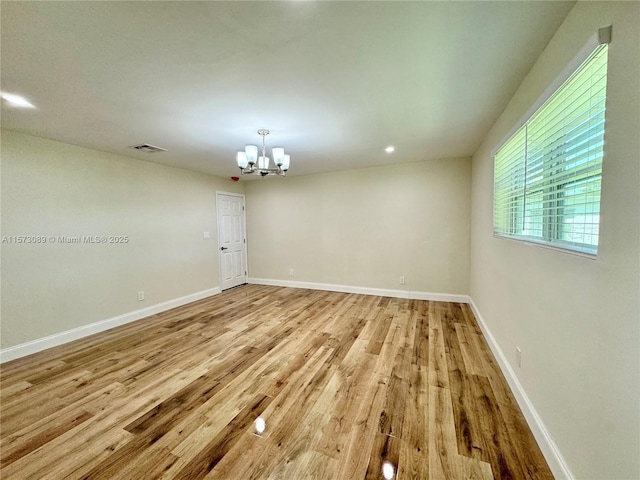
[0,285,553,479]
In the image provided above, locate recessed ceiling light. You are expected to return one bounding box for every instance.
[385,146,395,153]
[1,92,36,108]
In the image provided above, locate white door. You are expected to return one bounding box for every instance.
[217,193,247,290]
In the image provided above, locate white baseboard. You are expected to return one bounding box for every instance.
[468,297,574,480]
[248,277,470,303]
[0,287,221,364]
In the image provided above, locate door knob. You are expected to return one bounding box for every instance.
[220,246,228,251]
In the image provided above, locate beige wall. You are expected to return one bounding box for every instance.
[469,2,639,478]
[245,158,471,295]
[1,130,243,349]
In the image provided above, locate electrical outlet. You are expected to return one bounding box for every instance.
[516,346,522,368]
[289,269,294,277]
[138,291,145,302]
[399,276,405,285]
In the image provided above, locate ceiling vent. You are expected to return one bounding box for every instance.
[129,143,167,153]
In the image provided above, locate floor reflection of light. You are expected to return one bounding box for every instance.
[255,416,266,435]
[382,461,395,479]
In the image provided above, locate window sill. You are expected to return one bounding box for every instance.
[492,234,598,260]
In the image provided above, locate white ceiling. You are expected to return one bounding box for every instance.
[1,1,574,178]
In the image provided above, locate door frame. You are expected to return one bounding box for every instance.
[216,191,249,290]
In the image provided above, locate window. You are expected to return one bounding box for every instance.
[493,42,609,255]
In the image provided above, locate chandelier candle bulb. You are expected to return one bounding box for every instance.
[237,151,248,169]
[272,147,285,166]
[245,145,258,165]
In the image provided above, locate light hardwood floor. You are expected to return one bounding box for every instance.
[0,285,553,479]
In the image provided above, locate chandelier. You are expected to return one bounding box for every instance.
[236,129,290,177]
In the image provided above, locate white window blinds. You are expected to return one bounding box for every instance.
[493,42,608,255]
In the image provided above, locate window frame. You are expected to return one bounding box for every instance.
[492,29,611,258]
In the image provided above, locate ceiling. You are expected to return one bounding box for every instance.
[1,1,575,178]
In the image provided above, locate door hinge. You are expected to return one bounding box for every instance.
[243,206,245,211]
[244,238,246,243]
